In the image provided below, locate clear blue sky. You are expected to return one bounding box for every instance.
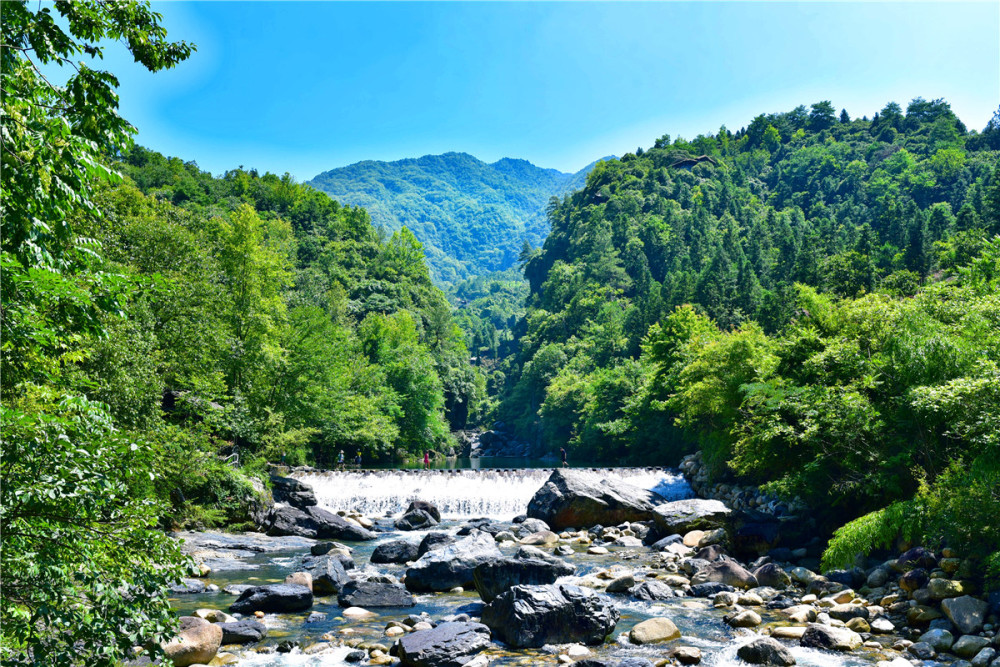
[93,1,999,180]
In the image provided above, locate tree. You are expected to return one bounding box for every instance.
[809,101,836,131]
[1,3,194,664]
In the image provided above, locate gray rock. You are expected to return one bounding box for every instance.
[481,584,619,648]
[405,531,502,592]
[630,581,675,600]
[397,621,491,667]
[230,584,313,614]
[304,553,352,595]
[918,628,954,651]
[691,560,758,590]
[689,582,735,598]
[473,555,575,602]
[907,642,936,660]
[942,595,989,635]
[396,509,439,531]
[265,505,376,541]
[372,539,421,564]
[216,619,267,644]
[952,636,991,659]
[222,584,252,596]
[972,648,996,667]
[736,637,796,665]
[169,578,206,594]
[828,604,870,622]
[866,567,889,588]
[526,469,664,531]
[753,563,792,589]
[418,531,455,556]
[800,623,863,652]
[337,580,414,608]
[269,474,317,509]
[653,499,731,534]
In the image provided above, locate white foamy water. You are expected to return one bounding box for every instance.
[291,468,693,519]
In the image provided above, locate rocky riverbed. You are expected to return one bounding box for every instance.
[153,469,1000,667]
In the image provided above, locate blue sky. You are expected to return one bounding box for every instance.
[90,2,999,180]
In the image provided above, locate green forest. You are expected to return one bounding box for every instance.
[308,152,604,283]
[498,99,1000,578]
[2,1,999,665]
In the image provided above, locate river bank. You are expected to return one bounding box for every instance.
[155,467,1000,667]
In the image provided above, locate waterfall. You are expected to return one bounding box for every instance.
[291,468,694,520]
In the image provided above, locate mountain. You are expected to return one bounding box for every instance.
[307,152,611,283]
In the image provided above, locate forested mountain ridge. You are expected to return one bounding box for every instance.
[499,98,1000,577]
[307,152,610,283]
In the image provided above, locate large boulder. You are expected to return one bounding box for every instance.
[691,560,758,590]
[630,581,675,601]
[480,584,619,648]
[418,532,455,556]
[799,624,862,652]
[753,563,792,588]
[230,584,313,614]
[162,616,222,667]
[526,469,663,531]
[397,621,491,667]
[266,505,376,541]
[405,531,502,592]
[473,552,575,602]
[653,499,731,534]
[216,619,267,644]
[941,595,989,635]
[371,539,421,564]
[269,474,317,509]
[303,553,352,595]
[736,637,796,665]
[404,500,441,522]
[396,509,439,531]
[337,580,415,608]
[629,617,680,644]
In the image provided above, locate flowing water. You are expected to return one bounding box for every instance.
[292,467,694,519]
[171,468,884,667]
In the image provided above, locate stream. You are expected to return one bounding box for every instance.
[169,468,883,667]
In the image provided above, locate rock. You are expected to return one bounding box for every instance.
[396,509,439,531]
[396,621,491,667]
[406,500,441,522]
[266,505,376,541]
[480,584,619,648]
[169,578,207,595]
[405,532,502,592]
[736,637,796,665]
[284,571,312,591]
[896,546,937,572]
[828,604,869,622]
[726,610,762,628]
[371,539,421,564]
[526,469,664,530]
[630,581,675,600]
[672,647,702,665]
[867,568,889,588]
[269,474,317,509]
[230,584,313,614]
[753,563,791,589]
[780,605,817,624]
[342,606,374,618]
[605,574,636,594]
[310,541,350,556]
[907,642,936,660]
[193,608,235,623]
[418,531,456,556]
[918,628,954,652]
[870,617,895,634]
[771,627,807,640]
[338,581,414,608]
[629,617,681,644]
[899,567,929,593]
[799,624,863,652]
[683,530,705,547]
[651,535,684,551]
[928,578,968,600]
[520,530,559,545]
[304,554,352,595]
[942,595,989,635]
[689,582,735,598]
[473,555,575,603]
[653,499,731,534]
[953,636,992,659]
[217,620,267,644]
[907,604,943,625]
[691,560,758,590]
[971,648,996,667]
[162,616,222,667]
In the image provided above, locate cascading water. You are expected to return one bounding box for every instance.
[291,467,694,519]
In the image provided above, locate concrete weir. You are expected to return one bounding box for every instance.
[288,467,693,521]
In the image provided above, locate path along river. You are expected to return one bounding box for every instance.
[169,468,880,667]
